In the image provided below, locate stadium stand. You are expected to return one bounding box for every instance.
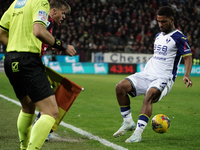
[1,0,200,62]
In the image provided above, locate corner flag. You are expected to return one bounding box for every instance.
[45,66,83,131]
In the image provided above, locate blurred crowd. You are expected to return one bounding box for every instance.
[1,0,200,62]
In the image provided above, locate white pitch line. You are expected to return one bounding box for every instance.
[0,94,128,150]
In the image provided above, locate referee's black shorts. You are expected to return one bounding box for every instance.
[4,52,54,103]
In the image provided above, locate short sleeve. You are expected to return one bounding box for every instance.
[176,36,191,57]
[32,0,50,27]
[0,8,11,32]
[171,32,192,57]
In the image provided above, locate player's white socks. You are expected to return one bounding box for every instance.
[120,106,133,123]
[134,114,149,135]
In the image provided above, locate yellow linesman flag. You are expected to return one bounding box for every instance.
[45,66,83,131]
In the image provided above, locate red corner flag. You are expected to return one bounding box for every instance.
[45,66,83,131]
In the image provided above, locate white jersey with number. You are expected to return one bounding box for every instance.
[144,29,191,81]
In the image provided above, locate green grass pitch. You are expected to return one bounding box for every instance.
[0,73,200,150]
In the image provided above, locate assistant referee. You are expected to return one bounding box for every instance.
[0,0,76,149]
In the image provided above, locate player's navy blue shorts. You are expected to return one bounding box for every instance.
[4,52,54,103]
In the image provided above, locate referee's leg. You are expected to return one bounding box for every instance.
[27,95,58,150]
[35,95,59,120]
[18,96,35,150]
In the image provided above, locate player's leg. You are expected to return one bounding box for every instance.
[32,112,41,126]
[17,96,35,150]
[113,78,136,137]
[27,95,59,150]
[125,78,172,143]
[113,73,148,138]
[125,87,160,143]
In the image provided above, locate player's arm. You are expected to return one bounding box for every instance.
[33,23,76,56]
[176,35,193,88]
[182,54,193,87]
[0,28,8,46]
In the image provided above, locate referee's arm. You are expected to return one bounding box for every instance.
[0,27,8,46]
[33,23,55,47]
[33,23,76,56]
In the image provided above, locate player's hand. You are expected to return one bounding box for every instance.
[64,45,76,56]
[183,76,192,88]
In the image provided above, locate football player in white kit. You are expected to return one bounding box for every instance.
[113,6,193,143]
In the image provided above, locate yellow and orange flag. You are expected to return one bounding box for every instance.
[45,66,83,131]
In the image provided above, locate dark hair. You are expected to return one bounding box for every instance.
[49,0,71,14]
[157,6,175,18]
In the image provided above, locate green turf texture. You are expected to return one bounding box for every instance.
[0,73,200,150]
